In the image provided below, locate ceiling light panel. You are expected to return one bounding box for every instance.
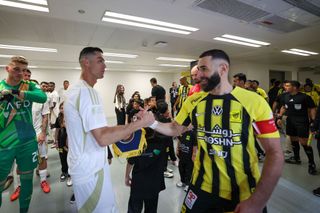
[159,64,189,67]
[105,60,124,64]
[0,0,49,12]
[222,34,270,46]
[102,18,191,35]
[213,37,261,47]
[18,0,47,5]
[102,11,198,35]
[0,54,14,58]
[103,52,138,58]
[104,11,198,32]
[290,48,318,55]
[281,50,309,56]
[156,57,195,62]
[0,44,57,52]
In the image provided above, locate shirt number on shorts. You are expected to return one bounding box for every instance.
[32,151,38,163]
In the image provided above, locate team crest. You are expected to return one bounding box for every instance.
[230,110,242,122]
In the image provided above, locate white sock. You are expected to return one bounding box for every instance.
[39,169,47,182]
[14,174,21,188]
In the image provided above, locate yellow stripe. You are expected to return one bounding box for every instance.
[79,169,104,213]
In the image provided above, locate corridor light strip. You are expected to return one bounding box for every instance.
[0,54,14,58]
[105,60,124,64]
[103,52,138,58]
[18,0,47,6]
[222,34,270,46]
[0,44,57,52]
[156,57,195,62]
[159,64,189,67]
[290,48,318,55]
[102,17,191,35]
[281,50,309,56]
[213,37,261,47]
[0,0,49,12]
[104,11,198,32]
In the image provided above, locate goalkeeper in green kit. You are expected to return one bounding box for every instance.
[0,56,47,213]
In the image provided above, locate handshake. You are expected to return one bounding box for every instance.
[0,89,20,102]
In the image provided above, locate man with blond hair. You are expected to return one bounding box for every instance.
[0,56,47,212]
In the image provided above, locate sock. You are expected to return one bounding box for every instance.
[291,141,300,160]
[15,174,21,188]
[0,181,4,207]
[303,145,315,165]
[39,169,47,182]
[19,172,34,213]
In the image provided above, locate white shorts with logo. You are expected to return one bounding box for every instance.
[73,165,118,213]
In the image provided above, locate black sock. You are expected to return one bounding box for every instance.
[303,145,315,165]
[291,141,300,160]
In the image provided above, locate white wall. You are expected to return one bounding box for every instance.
[0,61,299,119]
[298,71,320,84]
[230,62,298,90]
[0,68,175,119]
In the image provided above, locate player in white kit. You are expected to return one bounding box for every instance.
[64,47,155,213]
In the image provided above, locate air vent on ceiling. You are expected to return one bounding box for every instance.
[283,0,320,17]
[254,15,306,33]
[195,0,270,22]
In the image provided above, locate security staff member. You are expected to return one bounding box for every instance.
[278,80,317,175]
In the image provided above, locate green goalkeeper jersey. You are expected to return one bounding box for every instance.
[0,79,47,149]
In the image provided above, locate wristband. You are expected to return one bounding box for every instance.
[149,120,159,129]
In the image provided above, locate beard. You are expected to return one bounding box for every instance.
[200,72,221,92]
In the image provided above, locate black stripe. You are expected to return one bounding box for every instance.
[241,108,256,191]
[204,95,220,196]
[222,96,240,203]
[194,146,205,188]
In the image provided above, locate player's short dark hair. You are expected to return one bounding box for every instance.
[79,47,103,63]
[150,77,157,84]
[40,81,48,85]
[157,101,168,114]
[290,80,300,89]
[233,73,246,82]
[199,49,230,64]
[49,82,55,85]
[274,80,281,87]
[25,69,31,74]
[252,80,259,85]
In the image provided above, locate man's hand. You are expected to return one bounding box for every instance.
[37,132,46,144]
[0,89,13,102]
[108,159,112,165]
[125,176,132,186]
[234,199,264,213]
[135,107,155,127]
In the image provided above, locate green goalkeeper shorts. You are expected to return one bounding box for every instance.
[0,140,38,181]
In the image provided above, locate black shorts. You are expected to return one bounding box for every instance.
[181,185,267,213]
[286,116,309,138]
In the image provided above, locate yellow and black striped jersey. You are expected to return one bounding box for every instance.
[175,87,279,202]
[177,84,192,109]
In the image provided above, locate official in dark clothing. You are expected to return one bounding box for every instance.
[278,81,317,175]
[150,77,166,101]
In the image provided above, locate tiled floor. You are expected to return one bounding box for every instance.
[1,134,320,213]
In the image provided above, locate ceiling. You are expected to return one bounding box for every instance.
[0,0,320,73]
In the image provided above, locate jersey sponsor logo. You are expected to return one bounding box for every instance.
[294,104,301,110]
[212,105,223,116]
[253,119,277,134]
[185,190,197,209]
[208,149,228,158]
[230,110,242,122]
[197,125,241,147]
